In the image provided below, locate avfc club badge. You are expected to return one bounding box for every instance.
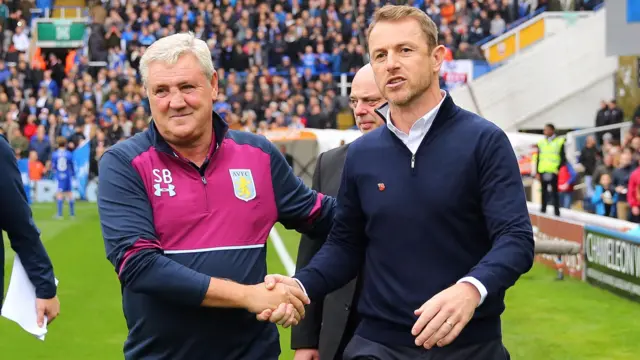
[230,169,257,202]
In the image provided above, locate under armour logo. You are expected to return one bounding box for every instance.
[154,183,176,197]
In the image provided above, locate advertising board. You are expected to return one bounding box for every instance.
[584,225,640,302]
[36,20,86,48]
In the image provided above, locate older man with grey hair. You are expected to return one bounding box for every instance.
[96,32,336,360]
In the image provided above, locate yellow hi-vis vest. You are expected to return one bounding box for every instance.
[537,137,565,174]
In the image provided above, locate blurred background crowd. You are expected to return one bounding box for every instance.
[0,0,608,187]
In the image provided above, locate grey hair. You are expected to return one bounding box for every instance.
[139,32,214,89]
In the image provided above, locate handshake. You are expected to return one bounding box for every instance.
[244,274,309,328]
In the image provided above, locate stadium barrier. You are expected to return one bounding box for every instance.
[480,8,595,66]
[528,201,640,302]
[564,121,633,164]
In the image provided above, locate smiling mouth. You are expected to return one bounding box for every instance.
[171,113,193,118]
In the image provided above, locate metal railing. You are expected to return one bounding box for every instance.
[565,122,633,164]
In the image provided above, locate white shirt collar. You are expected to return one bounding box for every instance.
[384,90,447,136]
[382,91,447,154]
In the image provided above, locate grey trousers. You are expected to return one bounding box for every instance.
[343,335,510,360]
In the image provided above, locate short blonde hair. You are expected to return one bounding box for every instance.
[367,5,439,51]
[139,32,214,88]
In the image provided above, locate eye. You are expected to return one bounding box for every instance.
[401,47,412,53]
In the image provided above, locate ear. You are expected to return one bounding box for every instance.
[210,70,219,101]
[431,44,446,74]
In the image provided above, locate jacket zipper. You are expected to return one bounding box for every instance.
[200,171,209,213]
[174,151,211,213]
[411,153,417,175]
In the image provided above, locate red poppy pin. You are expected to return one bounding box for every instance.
[378,183,385,191]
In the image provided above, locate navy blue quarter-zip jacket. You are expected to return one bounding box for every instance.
[0,135,57,306]
[295,94,535,348]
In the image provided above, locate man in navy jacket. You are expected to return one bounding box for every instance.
[261,5,534,360]
[0,134,60,327]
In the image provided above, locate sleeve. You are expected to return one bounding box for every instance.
[568,163,577,184]
[269,141,335,239]
[291,152,325,350]
[559,140,567,167]
[97,150,210,307]
[591,185,603,206]
[50,151,57,175]
[628,173,639,207]
[0,136,56,299]
[294,147,367,301]
[68,153,76,177]
[464,129,535,298]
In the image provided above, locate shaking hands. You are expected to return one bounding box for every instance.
[244,274,309,328]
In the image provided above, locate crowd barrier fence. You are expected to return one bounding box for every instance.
[529,201,640,302]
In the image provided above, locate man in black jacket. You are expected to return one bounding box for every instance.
[0,134,59,327]
[291,64,385,360]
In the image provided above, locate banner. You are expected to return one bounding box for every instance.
[440,60,473,90]
[72,140,90,200]
[35,19,87,48]
[584,225,640,302]
[530,213,584,279]
[482,12,547,65]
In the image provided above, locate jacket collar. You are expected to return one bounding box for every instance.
[374,92,458,137]
[149,110,229,159]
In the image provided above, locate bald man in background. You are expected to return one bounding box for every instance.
[291,64,385,360]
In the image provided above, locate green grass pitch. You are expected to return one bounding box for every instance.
[1,202,640,359]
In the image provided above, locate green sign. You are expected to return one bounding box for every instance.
[36,20,86,48]
[584,226,640,302]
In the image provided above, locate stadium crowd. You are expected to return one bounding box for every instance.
[566,102,640,222]
[0,0,577,188]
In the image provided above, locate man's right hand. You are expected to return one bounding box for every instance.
[244,281,308,328]
[294,349,320,360]
[257,274,308,326]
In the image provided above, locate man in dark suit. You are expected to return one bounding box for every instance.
[291,64,386,360]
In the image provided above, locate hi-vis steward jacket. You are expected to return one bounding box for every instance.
[536,136,566,175]
[97,111,335,360]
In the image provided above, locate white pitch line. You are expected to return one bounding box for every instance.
[269,227,296,276]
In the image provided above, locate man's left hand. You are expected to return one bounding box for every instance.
[36,296,60,328]
[411,282,480,349]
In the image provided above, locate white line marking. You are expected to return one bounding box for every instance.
[269,227,296,276]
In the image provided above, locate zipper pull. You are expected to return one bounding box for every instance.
[201,176,207,184]
[411,154,415,169]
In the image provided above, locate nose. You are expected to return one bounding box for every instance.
[354,101,368,117]
[385,52,400,72]
[169,90,186,109]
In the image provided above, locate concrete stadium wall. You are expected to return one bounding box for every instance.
[451,9,617,131]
